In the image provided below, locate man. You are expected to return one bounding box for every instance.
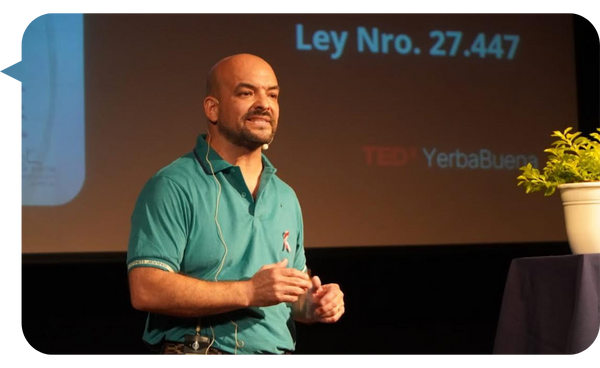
[127,53,345,354]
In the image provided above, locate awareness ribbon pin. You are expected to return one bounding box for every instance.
[282,231,291,252]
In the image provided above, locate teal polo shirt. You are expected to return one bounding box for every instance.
[127,134,306,354]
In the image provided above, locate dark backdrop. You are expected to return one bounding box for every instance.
[23,242,573,354]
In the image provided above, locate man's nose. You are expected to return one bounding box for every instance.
[252,91,272,111]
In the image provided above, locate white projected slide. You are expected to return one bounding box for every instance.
[3,14,85,206]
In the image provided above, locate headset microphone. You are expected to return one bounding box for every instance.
[262,136,274,151]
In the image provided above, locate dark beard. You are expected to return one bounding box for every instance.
[217,121,274,151]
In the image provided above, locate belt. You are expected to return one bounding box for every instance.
[160,341,292,358]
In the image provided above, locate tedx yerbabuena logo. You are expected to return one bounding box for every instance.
[362,145,540,170]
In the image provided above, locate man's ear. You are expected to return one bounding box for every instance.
[204,96,219,124]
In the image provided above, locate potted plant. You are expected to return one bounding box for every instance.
[517,127,600,254]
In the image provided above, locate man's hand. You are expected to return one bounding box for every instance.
[308,275,345,323]
[294,274,345,323]
[247,259,312,307]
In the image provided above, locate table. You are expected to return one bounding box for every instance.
[493,254,599,354]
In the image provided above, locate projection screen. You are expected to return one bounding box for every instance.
[18,14,579,253]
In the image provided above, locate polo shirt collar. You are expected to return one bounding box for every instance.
[194,134,277,175]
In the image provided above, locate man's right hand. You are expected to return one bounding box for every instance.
[247,259,312,306]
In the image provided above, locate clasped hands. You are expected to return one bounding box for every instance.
[248,259,345,323]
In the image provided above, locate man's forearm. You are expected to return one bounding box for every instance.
[128,267,251,317]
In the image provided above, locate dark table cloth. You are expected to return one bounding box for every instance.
[494,254,599,354]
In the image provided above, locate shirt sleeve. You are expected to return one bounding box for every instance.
[127,175,191,273]
[293,199,307,273]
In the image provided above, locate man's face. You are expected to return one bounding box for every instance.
[214,56,280,151]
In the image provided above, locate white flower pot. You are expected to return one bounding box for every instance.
[558,182,600,254]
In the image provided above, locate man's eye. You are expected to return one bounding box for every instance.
[239,91,252,96]
[270,93,278,99]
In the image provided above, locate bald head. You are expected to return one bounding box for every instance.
[206,54,277,99]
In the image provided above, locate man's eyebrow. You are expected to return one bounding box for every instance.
[235,82,280,91]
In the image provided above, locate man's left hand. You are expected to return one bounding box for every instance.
[306,275,345,323]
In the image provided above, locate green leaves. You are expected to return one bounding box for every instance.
[517,127,600,196]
